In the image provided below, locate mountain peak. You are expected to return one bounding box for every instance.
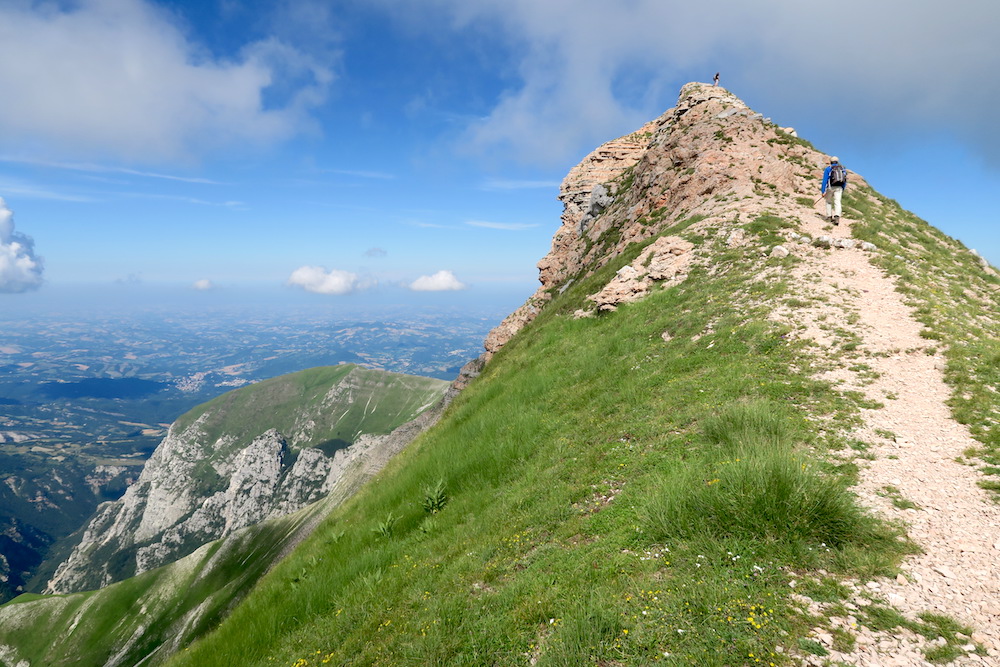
[486,82,853,356]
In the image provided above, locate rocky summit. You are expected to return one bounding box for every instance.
[488,82,872,354]
[2,83,999,667]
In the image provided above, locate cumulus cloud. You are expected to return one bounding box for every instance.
[0,0,334,163]
[408,270,466,292]
[0,197,44,294]
[375,0,1000,164]
[287,265,372,295]
[193,279,215,291]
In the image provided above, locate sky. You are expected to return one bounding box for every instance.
[1,0,999,313]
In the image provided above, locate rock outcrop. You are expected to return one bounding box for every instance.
[486,82,863,357]
[45,365,449,594]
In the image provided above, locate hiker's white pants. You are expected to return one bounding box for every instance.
[825,186,843,218]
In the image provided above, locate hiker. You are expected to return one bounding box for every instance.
[713,72,720,86]
[821,156,848,225]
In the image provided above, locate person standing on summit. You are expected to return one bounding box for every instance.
[821,156,848,225]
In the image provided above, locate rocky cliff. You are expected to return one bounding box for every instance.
[45,364,449,594]
[486,82,855,355]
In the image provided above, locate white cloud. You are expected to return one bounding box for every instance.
[0,197,44,293]
[408,270,466,292]
[466,220,539,231]
[287,265,372,295]
[0,0,335,163]
[375,0,1000,164]
[193,279,215,291]
[365,247,388,258]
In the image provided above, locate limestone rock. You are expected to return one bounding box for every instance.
[586,237,694,313]
[45,366,451,594]
[726,228,746,247]
[484,82,821,357]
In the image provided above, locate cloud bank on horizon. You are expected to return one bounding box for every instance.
[287,266,466,294]
[0,198,44,293]
[287,266,373,295]
[192,279,215,291]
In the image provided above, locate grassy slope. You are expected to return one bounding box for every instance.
[0,367,451,667]
[0,506,320,667]
[175,365,449,448]
[164,223,913,667]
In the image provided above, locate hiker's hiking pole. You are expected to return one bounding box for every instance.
[813,192,825,206]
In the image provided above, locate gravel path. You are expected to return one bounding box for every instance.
[781,210,1000,666]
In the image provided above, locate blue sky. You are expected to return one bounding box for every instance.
[1,0,998,310]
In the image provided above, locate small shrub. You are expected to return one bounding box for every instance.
[422,479,449,514]
[373,512,399,539]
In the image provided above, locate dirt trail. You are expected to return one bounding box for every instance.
[782,209,1000,666]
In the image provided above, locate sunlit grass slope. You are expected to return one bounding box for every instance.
[166,227,911,666]
[0,503,323,667]
[175,364,448,448]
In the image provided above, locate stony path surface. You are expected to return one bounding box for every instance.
[780,210,1000,666]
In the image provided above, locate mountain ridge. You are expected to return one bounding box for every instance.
[3,81,1000,666]
[44,364,450,594]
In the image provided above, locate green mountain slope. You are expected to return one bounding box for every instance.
[167,269,902,666]
[41,364,449,596]
[0,366,456,667]
[5,83,1000,666]
[158,87,998,666]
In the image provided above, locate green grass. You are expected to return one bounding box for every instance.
[0,509,320,667]
[746,214,795,246]
[174,365,448,449]
[158,230,909,667]
[876,485,921,510]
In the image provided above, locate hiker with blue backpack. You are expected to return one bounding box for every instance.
[821,157,848,225]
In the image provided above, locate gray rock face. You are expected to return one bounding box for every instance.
[44,365,450,594]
